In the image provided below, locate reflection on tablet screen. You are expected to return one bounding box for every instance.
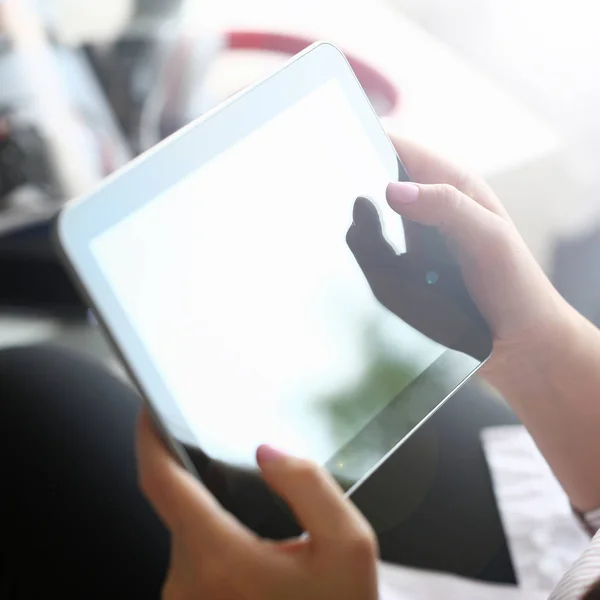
[90,79,467,490]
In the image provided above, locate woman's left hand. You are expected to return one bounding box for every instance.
[136,410,379,600]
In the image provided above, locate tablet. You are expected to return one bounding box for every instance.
[55,42,492,535]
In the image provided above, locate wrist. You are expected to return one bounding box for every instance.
[482,296,587,395]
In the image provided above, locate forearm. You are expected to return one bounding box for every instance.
[487,305,600,512]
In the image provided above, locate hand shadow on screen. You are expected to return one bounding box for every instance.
[346,196,489,361]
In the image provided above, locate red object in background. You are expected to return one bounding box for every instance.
[162,29,400,152]
[226,31,400,117]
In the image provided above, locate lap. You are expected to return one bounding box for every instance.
[0,344,517,598]
[0,345,169,599]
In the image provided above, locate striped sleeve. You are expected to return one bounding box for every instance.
[550,509,600,600]
[584,508,600,532]
[573,506,600,536]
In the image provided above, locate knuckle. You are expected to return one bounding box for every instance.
[452,171,481,199]
[432,184,463,232]
[457,172,510,219]
[436,183,463,211]
[293,458,322,483]
[345,527,379,562]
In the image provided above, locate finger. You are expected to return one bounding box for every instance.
[256,445,377,554]
[386,181,509,254]
[162,541,194,600]
[352,196,383,231]
[389,135,510,219]
[136,409,257,554]
[346,197,397,269]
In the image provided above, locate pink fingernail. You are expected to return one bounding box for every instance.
[387,182,420,206]
[257,444,289,464]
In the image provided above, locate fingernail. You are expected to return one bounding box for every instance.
[387,182,420,205]
[257,444,290,464]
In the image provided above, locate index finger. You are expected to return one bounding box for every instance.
[389,135,510,219]
[136,409,257,556]
[256,446,377,552]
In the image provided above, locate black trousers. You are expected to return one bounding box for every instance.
[0,345,517,599]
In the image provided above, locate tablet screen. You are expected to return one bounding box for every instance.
[90,79,454,486]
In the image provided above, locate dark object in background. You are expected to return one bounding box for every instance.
[352,377,517,584]
[0,224,85,316]
[0,0,400,316]
[85,0,186,153]
[0,1,130,316]
[0,345,515,598]
[0,115,59,202]
[553,227,600,327]
[0,0,184,316]
[85,37,166,155]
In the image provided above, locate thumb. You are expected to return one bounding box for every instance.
[256,445,375,550]
[386,181,502,250]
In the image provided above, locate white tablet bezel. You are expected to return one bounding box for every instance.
[55,42,489,498]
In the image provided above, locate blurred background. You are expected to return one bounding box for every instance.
[2,0,599,589]
[2,0,600,336]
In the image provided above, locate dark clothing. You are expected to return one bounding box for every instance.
[0,345,516,599]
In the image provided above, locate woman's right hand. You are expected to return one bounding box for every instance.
[386,137,575,384]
